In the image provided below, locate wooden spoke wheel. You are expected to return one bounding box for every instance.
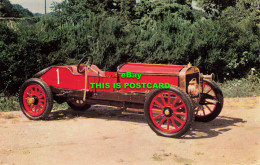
[19,78,53,120]
[195,79,224,122]
[144,86,194,138]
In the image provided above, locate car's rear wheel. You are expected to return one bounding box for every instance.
[19,78,53,120]
[195,79,223,122]
[67,100,91,111]
[144,86,194,138]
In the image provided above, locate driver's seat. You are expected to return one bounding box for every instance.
[67,65,105,77]
[87,65,105,77]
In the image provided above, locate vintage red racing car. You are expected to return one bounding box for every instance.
[19,55,223,138]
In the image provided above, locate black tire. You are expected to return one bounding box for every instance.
[67,100,91,111]
[144,86,194,138]
[195,79,224,122]
[19,78,53,120]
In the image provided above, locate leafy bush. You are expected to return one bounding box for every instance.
[0,94,20,111]
[0,22,63,95]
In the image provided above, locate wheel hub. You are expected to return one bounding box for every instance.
[27,96,39,105]
[163,107,173,117]
[27,97,35,104]
[33,96,39,105]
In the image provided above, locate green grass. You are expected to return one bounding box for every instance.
[0,94,20,112]
[53,102,68,110]
[217,69,260,98]
[217,78,260,98]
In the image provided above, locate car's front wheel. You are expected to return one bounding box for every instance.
[195,79,223,122]
[144,86,194,138]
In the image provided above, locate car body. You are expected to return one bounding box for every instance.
[19,56,223,138]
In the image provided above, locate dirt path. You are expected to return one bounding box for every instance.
[0,97,259,165]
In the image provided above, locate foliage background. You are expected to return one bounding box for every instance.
[0,0,259,96]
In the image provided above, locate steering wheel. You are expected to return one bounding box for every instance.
[77,55,93,73]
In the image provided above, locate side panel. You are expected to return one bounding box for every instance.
[41,67,117,92]
[41,68,85,90]
[88,76,117,92]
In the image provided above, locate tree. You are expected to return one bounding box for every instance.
[195,0,236,14]
[0,0,33,17]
